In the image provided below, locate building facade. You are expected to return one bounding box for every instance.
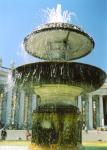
[0,64,107,130]
[77,83,107,129]
[0,66,9,127]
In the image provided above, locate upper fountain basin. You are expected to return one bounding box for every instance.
[23,23,94,61]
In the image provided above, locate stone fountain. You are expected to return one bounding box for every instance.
[14,4,106,150]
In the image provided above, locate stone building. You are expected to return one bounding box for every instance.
[77,82,107,129]
[0,63,107,130]
[0,64,37,129]
[0,65,9,127]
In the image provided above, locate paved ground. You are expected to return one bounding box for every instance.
[0,130,107,142]
[0,146,28,150]
[0,140,107,150]
[0,130,28,141]
[83,147,107,150]
[0,145,106,150]
[0,130,107,150]
[82,130,107,142]
[0,143,107,150]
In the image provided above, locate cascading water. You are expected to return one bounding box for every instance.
[14,4,106,150]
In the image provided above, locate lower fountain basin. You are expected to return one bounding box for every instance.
[34,84,83,104]
[14,61,106,104]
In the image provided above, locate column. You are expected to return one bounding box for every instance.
[29,94,37,128]
[24,96,29,126]
[32,94,37,112]
[85,99,89,128]
[88,94,93,129]
[27,94,32,129]
[78,96,82,112]
[0,94,3,120]
[1,93,7,124]
[99,95,104,127]
[96,96,100,127]
[5,88,13,126]
[14,90,20,128]
[18,90,25,128]
[11,90,16,125]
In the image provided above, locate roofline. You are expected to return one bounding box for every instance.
[0,66,11,70]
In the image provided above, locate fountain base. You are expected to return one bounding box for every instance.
[29,144,83,150]
[32,104,82,150]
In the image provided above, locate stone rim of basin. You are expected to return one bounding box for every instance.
[23,22,95,61]
[34,103,80,114]
[14,61,106,94]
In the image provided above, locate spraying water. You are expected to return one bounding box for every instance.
[44,4,76,23]
[17,43,37,64]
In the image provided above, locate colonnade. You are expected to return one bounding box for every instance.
[77,94,105,129]
[0,85,106,130]
[0,86,38,129]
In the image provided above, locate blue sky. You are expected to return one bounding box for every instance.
[0,0,107,72]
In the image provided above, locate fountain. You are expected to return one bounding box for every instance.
[14,4,106,150]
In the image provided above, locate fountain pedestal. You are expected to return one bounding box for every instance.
[32,104,82,150]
